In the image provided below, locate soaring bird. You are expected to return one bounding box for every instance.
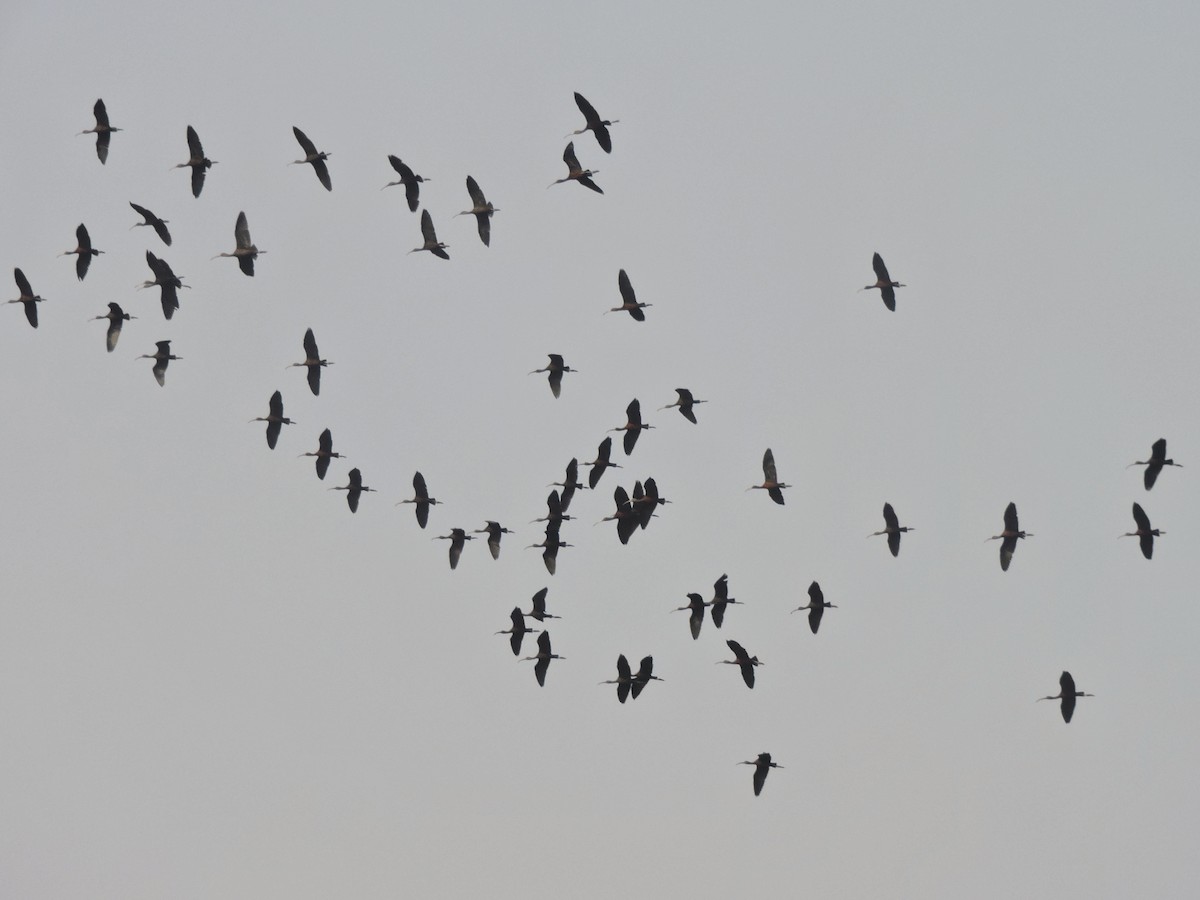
[870,503,914,557]
[9,268,46,328]
[140,251,188,320]
[299,428,344,481]
[60,224,103,281]
[791,581,836,634]
[548,459,584,514]
[673,593,708,640]
[988,502,1032,571]
[175,125,215,198]
[129,202,172,246]
[533,489,572,530]
[1038,671,1092,723]
[567,92,618,153]
[474,521,514,560]
[138,340,180,387]
[91,302,135,352]
[456,175,498,246]
[530,354,575,399]
[411,209,449,259]
[720,639,762,689]
[291,126,332,190]
[523,631,564,687]
[1122,502,1164,560]
[497,607,539,656]
[331,468,375,513]
[1128,438,1182,491]
[398,471,439,529]
[600,485,640,545]
[607,268,651,321]
[212,211,264,276]
[864,252,905,311]
[523,587,560,622]
[550,141,602,193]
[435,528,474,570]
[382,156,429,212]
[250,390,293,450]
[79,99,120,164]
[748,448,789,505]
[738,753,782,797]
[659,388,706,424]
[600,654,635,703]
[527,525,571,576]
[611,398,652,456]
[288,328,332,396]
[709,574,742,628]
[631,656,663,699]
[585,436,622,489]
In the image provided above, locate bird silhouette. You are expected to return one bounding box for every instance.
[738,753,782,796]
[397,472,439,529]
[1121,502,1164,559]
[411,209,449,259]
[600,654,635,703]
[435,528,474,570]
[456,176,498,246]
[137,340,181,387]
[60,224,103,281]
[748,448,789,505]
[291,126,332,190]
[382,156,429,211]
[287,328,332,396]
[523,587,560,622]
[607,269,651,321]
[987,502,1032,571]
[548,459,584,514]
[673,593,708,640]
[550,141,602,193]
[659,388,706,424]
[792,581,836,634]
[611,398,652,456]
[9,268,45,328]
[129,202,171,246]
[174,126,215,198]
[631,656,663,699]
[709,574,742,628]
[79,99,120,164]
[863,252,905,311]
[1128,438,1182,490]
[720,639,762,689]
[212,211,265,276]
[298,428,344,481]
[474,521,513,560]
[523,631,564,686]
[140,251,188,320]
[870,503,914,557]
[567,92,618,153]
[1038,671,1093,723]
[331,467,375,513]
[530,354,575,399]
[496,607,539,656]
[249,391,293,449]
[91,302,135,352]
[585,436,622,490]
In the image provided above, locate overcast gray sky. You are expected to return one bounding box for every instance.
[3,2,1199,897]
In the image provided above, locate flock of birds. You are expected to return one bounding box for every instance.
[14,93,1177,797]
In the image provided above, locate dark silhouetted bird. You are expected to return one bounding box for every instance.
[1038,671,1092,723]
[1128,438,1182,491]
[792,581,836,634]
[738,753,782,796]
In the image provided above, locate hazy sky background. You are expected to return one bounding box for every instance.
[3,2,1199,897]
